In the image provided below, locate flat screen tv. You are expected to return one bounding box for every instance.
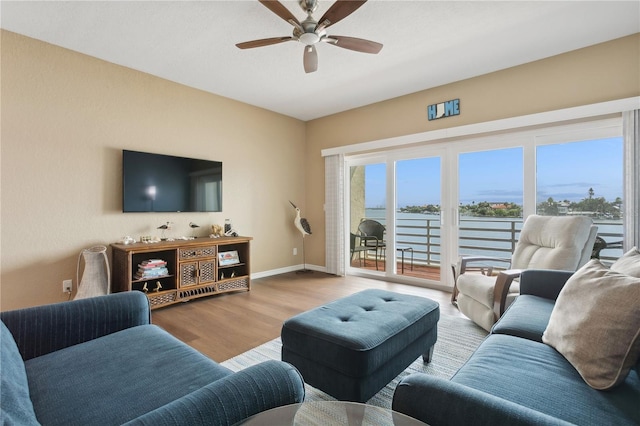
[122,150,222,213]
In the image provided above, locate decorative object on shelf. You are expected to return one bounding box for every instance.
[289,201,312,273]
[218,250,240,266]
[210,224,224,238]
[75,246,111,300]
[142,282,148,293]
[135,259,168,280]
[157,222,172,240]
[119,236,136,245]
[224,219,239,237]
[189,222,200,237]
[154,281,163,292]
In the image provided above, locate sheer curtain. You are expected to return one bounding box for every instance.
[325,154,345,275]
[623,110,639,250]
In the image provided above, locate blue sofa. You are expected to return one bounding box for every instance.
[1,292,305,425]
[392,269,640,426]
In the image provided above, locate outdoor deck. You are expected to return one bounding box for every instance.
[350,258,442,281]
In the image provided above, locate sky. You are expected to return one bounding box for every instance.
[364,137,623,208]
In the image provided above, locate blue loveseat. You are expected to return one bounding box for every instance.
[1,291,305,425]
[392,269,640,426]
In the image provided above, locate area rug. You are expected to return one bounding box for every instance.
[221,314,487,410]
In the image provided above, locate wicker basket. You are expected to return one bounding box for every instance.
[218,277,249,292]
[148,291,177,307]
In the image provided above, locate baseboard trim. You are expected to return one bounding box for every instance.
[251,264,327,280]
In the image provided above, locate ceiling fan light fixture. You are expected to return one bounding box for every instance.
[298,32,320,46]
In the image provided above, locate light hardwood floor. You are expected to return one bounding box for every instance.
[152,272,463,363]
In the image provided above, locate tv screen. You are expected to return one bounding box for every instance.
[122,150,222,212]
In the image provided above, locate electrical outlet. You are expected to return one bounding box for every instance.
[63,279,72,293]
[293,247,298,256]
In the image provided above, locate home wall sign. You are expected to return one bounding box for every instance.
[427,99,460,121]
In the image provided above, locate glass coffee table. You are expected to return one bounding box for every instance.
[238,401,426,425]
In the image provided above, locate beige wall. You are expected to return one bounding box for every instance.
[2,30,638,310]
[304,34,640,268]
[1,30,306,310]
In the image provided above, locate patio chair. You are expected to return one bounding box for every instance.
[350,232,369,266]
[357,219,386,270]
[452,215,597,331]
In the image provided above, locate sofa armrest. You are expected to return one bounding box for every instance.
[392,374,572,426]
[124,360,305,426]
[0,292,150,361]
[519,270,573,300]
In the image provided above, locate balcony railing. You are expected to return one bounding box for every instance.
[359,216,623,268]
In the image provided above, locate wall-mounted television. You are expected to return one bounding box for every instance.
[122,150,222,213]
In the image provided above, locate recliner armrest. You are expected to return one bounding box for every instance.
[519,270,573,300]
[124,360,305,426]
[451,255,511,303]
[0,292,150,361]
[456,256,511,276]
[493,269,522,319]
[392,374,573,426]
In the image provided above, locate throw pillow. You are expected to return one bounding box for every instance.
[542,259,640,390]
[611,246,640,277]
[1,322,40,425]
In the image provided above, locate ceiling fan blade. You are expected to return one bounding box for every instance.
[258,0,301,28]
[236,36,295,49]
[317,0,367,30]
[303,45,318,73]
[325,35,382,54]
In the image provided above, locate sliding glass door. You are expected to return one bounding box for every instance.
[457,147,523,263]
[394,156,442,281]
[536,136,624,261]
[349,162,387,273]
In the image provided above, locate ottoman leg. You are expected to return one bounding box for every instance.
[422,345,435,363]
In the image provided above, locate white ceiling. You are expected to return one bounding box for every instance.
[1,1,639,121]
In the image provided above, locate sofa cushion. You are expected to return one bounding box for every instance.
[25,324,232,426]
[491,294,555,342]
[611,246,640,277]
[0,322,39,425]
[542,260,640,390]
[452,334,640,425]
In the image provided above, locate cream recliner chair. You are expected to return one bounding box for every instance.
[452,215,597,331]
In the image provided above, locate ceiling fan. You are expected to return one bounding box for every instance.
[236,0,383,73]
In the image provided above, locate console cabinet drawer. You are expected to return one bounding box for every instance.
[179,246,216,260]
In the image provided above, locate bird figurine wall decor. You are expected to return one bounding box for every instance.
[289,201,312,273]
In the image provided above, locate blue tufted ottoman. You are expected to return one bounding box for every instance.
[281,289,439,402]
